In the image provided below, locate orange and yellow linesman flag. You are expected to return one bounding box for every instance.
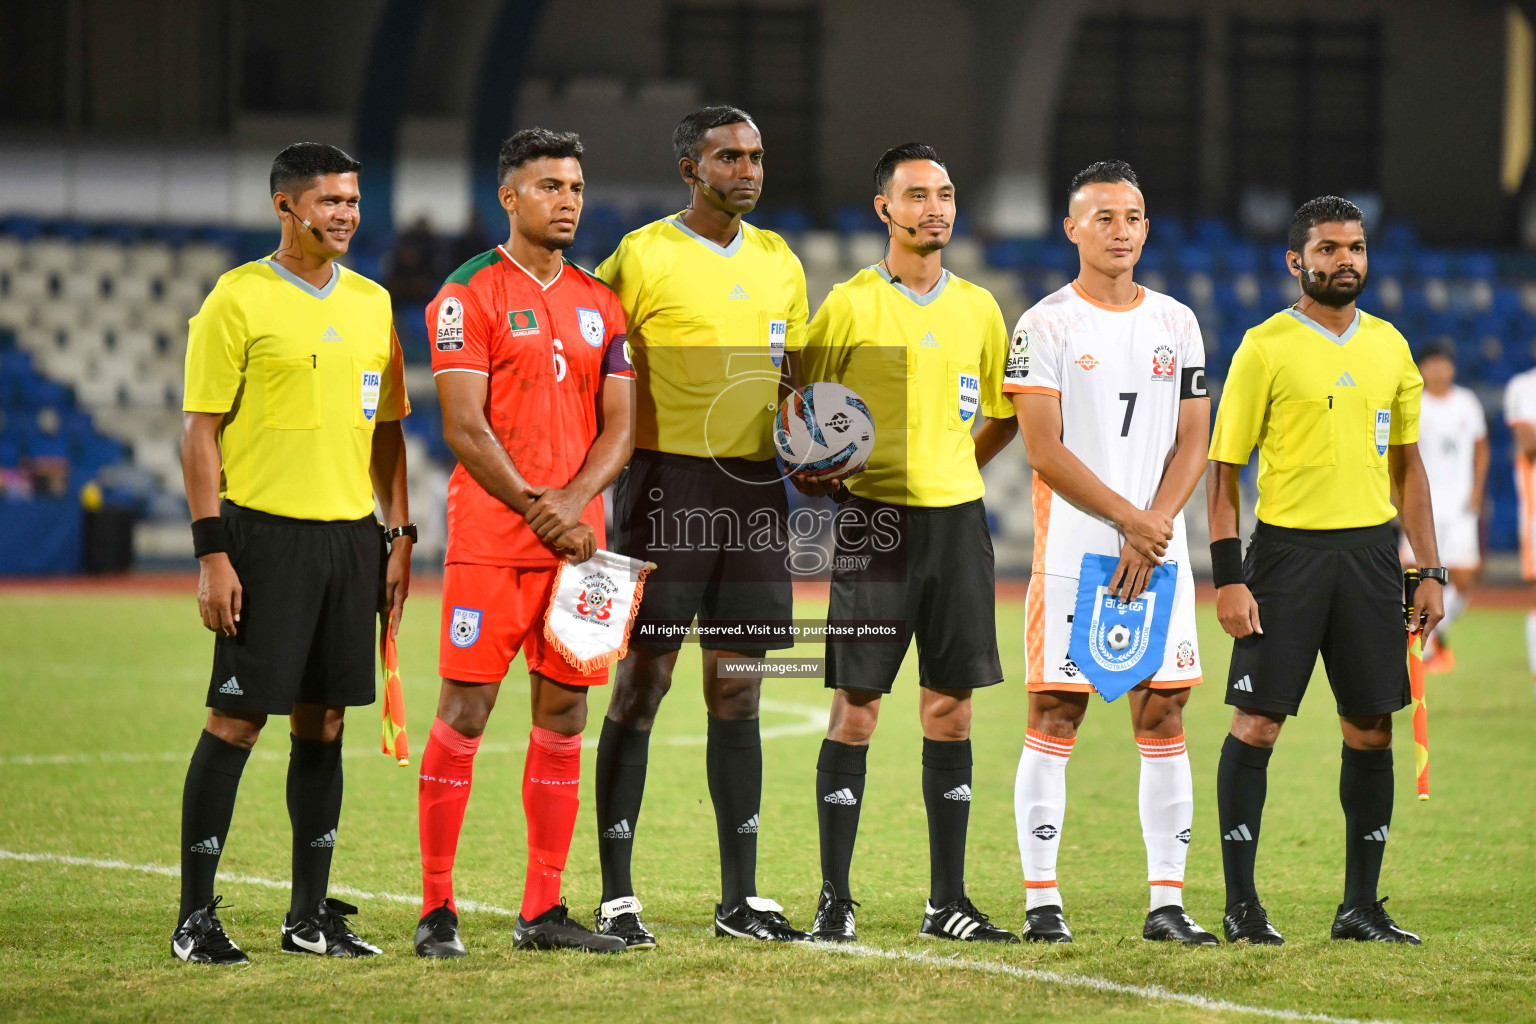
[380,612,409,767]
[1403,570,1429,801]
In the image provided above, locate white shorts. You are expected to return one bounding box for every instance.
[1399,508,1480,571]
[1024,572,1203,693]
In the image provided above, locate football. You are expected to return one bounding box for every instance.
[773,382,876,478]
[1106,623,1132,651]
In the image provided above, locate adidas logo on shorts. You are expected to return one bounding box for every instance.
[737,814,759,834]
[218,676,243,696]
[823,788,858,806]
[310,829,336,848]
[942,785,972,802]
[1232,674,1253,693]
[603,819,633,839]
[1223,824,1254,842]
[189,836,222,855]
[1031,824,1059,841]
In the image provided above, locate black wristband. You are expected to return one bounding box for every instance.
[1210,537,1244,588]
[191,516,228,559]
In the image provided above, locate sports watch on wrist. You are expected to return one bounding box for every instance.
[384,524,417,545]
[1416,567,1448,586]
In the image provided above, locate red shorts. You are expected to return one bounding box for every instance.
[439,562,608,687]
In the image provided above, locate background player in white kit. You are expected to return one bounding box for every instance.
[1400,343,1486,672]
[1505,366,1536,691]
[1006,161,1215,944]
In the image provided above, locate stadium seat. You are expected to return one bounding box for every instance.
[126,240,176,278]
[58,271,105,305]
[108,274,157,305]
[78,240,126,276]
[843,233,886,268]
[4,268,53,302]
[26,238,78,275]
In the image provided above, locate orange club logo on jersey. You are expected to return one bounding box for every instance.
[1152,345,1176,381]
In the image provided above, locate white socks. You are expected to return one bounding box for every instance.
[1526,611,1536,677]
[1018,728,1195,913]
[1137,734,1193,911]
[1432,583,1466,644]
[1015,728,1073,911]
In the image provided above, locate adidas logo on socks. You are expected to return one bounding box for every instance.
[737,814,759,834]
[310,829,336,848]
[603,819,633,839]
[823,788,858,805]
[189,836,222,855]
[1363,826,1389,841]
[942,785,972,801]
[1223,824,1254,842]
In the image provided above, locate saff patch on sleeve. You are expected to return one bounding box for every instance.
[436,296,465,351]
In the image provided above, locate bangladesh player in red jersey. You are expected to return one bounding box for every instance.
[414,129,635,956]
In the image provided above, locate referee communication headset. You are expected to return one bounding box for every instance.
[685,167,730,204]
[1291,257,1319,283]
[281,200,323,241]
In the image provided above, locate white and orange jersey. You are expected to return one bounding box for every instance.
[1418,385,1486,516]
[1004,281,1207,579]
[1505,368,1536,579]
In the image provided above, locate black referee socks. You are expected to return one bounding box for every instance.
[1217,733,1272,911]
[287,733,344,920]
[179,729,251,924]
[706,716,763,907]
[1340,744,1394,909]
[595,717,651,903]
[922,738,973,908]
[817,739,868,900]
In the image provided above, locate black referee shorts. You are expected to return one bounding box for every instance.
[825,496,1003,694]
[206,501,383,715]
[1225,522,1409,719]
[612,448,793,653]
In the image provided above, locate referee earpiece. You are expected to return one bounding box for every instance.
[1291,257,1318,283]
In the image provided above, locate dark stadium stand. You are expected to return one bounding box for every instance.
[0,209,1526,570]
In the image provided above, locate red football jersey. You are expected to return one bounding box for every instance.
[427,246,633,567]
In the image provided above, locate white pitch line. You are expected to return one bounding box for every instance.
[0,700,830,767]
[812,944,1413,1024]
[2,847,1413,1024]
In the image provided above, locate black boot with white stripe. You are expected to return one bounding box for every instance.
[171,896,249,965]
[920,896,1020,943]
[810,881,859,943]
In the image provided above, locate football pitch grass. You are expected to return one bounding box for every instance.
[1,586,1533,1023]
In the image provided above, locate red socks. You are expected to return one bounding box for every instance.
[418,717,481,917]
[521,726,582,920]
[419,719,583,922]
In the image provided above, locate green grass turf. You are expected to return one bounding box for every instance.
[0,588,1533,1023]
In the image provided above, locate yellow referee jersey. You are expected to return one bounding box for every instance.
[183,258,410,521]
[1209,306,1421,530]
[802,265,1012,507]
[595,215,808,460]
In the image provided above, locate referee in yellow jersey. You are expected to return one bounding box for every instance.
[591,106,811,943]
[799,143,1020,945]
[1207,196,1444,947]
[172,143,413,964]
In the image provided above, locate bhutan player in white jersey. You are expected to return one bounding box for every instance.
[1505,366,1536,687]
[1007,162,1216,944]
[1399,343,1486,671]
